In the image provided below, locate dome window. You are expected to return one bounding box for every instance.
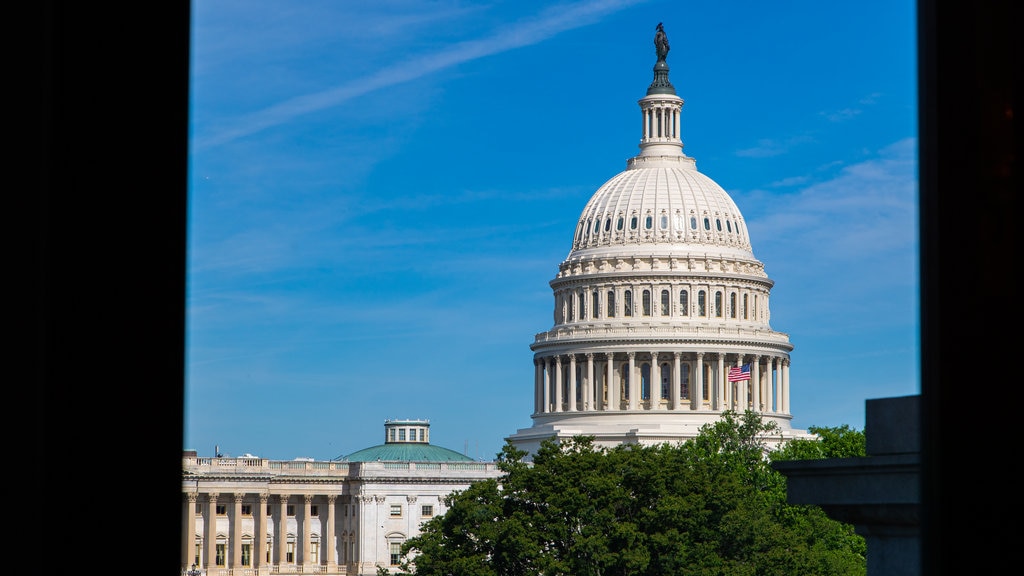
[616,217,624,231]
[715,291,723,317]
[703,218,710,231]
[645,216,653,230]
[726,220,732,232]
[642,290,651,316]
[698,290,707,317]
[730,293,737,318]
[593,219,601,233]
[661,290,670,316]
[592,290,600,318]
[579,291,587,320]
[690,216,697,230]
[607,291,616,317]
[716,219,722,232]
[674,214,684,230]
[605,218,611,232]
[624,290,633,317]
[660,215,669,230]
[630,216,638,230]
[679,290,689,316]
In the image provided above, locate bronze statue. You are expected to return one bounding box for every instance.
[655,22,670,62]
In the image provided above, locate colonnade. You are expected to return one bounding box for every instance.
[641,101,680,141]
[533,351,789,415]
[182,491,354,573]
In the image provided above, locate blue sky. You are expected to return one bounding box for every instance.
[185,0,918,462]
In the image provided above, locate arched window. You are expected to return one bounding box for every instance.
[703,217,711,230]
[568,293,575,321]
[630,216,638,230]
[642,290,651,316]
[579,291,587,320]
[592,290,600,319]
[730,292,737,318]
[607,291,616,317]
[645,215,653,230]
[679,290,688,316]
[715,291,723,317]
[716,218,722,231]
[617,217,624,231]
[674,214,684,230]
[743,293,749,319]
[624,290,633,317]
[604,218,611,232]
[698,290,706,316]
[661,290,670,316]
[727,220,732,232]
[593,219,600,233]
[681,363,691,399]
[620,363,630,400]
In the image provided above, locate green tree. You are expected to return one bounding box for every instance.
[395,411,865,576]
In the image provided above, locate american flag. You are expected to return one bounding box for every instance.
[728,364,751,382]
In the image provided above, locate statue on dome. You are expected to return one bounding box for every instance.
[655,22,670,62]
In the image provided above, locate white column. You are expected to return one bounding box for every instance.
[183,492,197,570]
[627,352,637,410]
[692,352,704,410]
[277,494,289,566]
[205,493,217,570]
[554,356,563,412]
[782,359,790,413]
[256,493,268,571]
[671,352,681,410]
[751,356,762,412]
[605,353,615,410]
[232,493,244,569]
[543,358,551,413]
[325,495,336,570]
[534,359,543,414]
[568,354,578,411]
[738,356,749,411]
[586,353,595,411]
[715,353,725,411]
[648,352,658,408]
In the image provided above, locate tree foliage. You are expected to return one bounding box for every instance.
[395,411,866,576]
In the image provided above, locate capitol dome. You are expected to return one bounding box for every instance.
[507,24,809,455]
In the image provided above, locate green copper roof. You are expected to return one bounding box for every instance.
[343,443,474,462]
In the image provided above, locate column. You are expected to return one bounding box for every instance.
[568,354,578,411]
[586,353,595,411]
[751,356,762,412]
[782,359,791,413]
[649,352,660,408]
[204,493,217,570]
[183,492,197,570]
[232,493,244,569]
[627,352,637,410]
[768,357,777,413]
[671,352,681,410]
[693,352,704,410]
[256,493,268,571]
[302,494,313,567]
[715,353,725,411]
[277,494,290,566]
[325,495,337,570]
[554,356,563,412]
[534,359,543,413]
[543,358,551,413]
[605,353,615,410]
[737,356,749,411]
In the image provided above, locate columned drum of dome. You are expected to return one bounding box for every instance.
[508,25,810,455]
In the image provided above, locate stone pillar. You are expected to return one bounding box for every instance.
[671,352,681,410]
[534,358,543,413]
[693,352,704,410]
[204,493,218,570]
[627,352,637,410]
[256,493,268,571]
[301,494,313,567]
[752,356,762,412]
[183,492,197,570]
[277,494,290,566]
[782,359,790,413]
[605,353,615,410]
[738,356,749,410]
[325,495,336,570]
[586,353,595,411]
[568,354,578,411]
[554,356,564,412]
[649,352,659,408]
[715,353,725,411]
[543,358,551,413]
[232,493,244,569]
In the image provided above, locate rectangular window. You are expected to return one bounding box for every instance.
[642,290,651,316]
[607,291,615,317]
[624,290,632,316]
[661,290,670,315]
[215,504,226,515]
[390,504,402,517]
[310,541,319,564]
[287,542,295,563]
[195,544,201,568]
[287,505,295,516]
[399,428,406,441]
[195,502,201,514]
[593,290,600,318]
[715,291,722,317]
[421,505,433,517]
[216,544,226,566]
[267,504,272,516]
[241,504,252,515]
[390,543,402,566]
[241,544,251,566]
[310,505,319,517]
